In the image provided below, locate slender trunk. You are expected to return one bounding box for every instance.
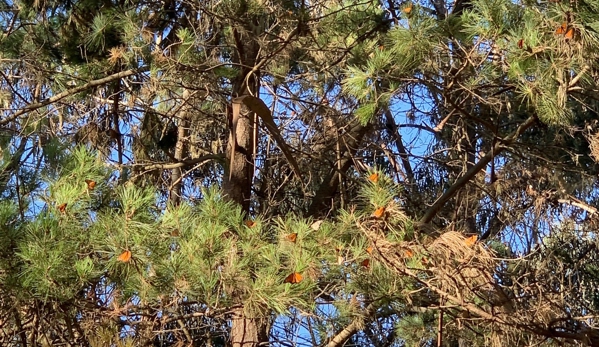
[169,89,190,206]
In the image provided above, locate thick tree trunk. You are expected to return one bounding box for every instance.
[230,307,268,347]
[223,24,266,346]
[222,101,255,212]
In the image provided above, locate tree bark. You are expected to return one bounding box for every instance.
[230,307,268,347]
[307,122,371,218]
[169,89,190,206]
[223,23,266,346]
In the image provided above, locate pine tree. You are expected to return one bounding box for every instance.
[3,0,599,345]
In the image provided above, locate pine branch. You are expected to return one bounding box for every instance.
[419,115,537,226]
[0,67,148,126]
[325,302,378,347]
[141,155,224,170]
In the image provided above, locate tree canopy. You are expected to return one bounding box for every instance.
[2,0,599,346]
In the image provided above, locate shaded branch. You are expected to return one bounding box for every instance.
[122,154,224,171]
[419,116,537,226]
[307,123,371,218]
[325,302,378,347]
[0,67,148,126]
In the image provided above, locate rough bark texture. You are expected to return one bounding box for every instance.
[230,307,268,347]
[223,23,266,346]
[223,104,255,213]
[307,123,371,218]
[169,89,190,206]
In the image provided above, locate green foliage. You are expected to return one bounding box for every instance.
[395,312,437,347]
[3,148,409,324]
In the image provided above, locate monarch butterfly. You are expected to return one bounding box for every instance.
[284,272,303,284]
[373,207,386,219]
[117,250,132,263]
[286,233,298,243]
[361,258,370,268]
[368,173,379,183]
[85,179,96,190]
[555,21,568,35]
[464,235,478,247]
[564,28,574,39]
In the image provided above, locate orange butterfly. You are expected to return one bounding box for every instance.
[403,3,413,14]
[361,258,370,268]
[555,21,567,35]
[286,233,298,243]
[85,179,96,190]
[366,246,373,254]
[244,220,256,228]
[57,203,67,213]
[284,272,303,284]
[464,235,478,247]
[403,249,414,258]
[564,28,574,39]
[368,173,379,183]
[117,250,132,263]
[373,207,386,219]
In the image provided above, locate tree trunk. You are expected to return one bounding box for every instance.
[223,23,266,346]
[230,307,268,347]
[169,89,190,206]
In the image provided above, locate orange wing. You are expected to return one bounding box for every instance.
[57,203,67,213]
[284,272,303,284]
[244,220,256,228]
[361,258,370,268]
[368,173,379,183]
[403,4,413,14]
[564,28,574,39]
[117,250,132,263]
[85,179,96,190]
[464,235,478,247]
[286,233,298,243]
[403,249,414,258]
[555,21,567,35]
[366,246,373,254]
[373,207,386,218]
